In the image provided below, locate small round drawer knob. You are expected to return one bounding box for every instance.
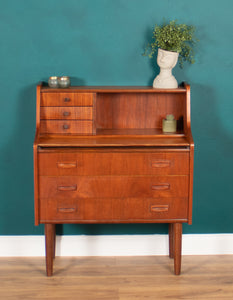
[64,97,71,102]
[63,111,70,117]
[63,124,70,130]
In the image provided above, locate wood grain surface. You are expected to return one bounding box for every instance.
[0,256,233,299]
[36,135,190,147]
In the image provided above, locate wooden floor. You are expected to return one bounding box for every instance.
[0,255,233,299]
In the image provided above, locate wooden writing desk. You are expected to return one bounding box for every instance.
[34,83,194,276]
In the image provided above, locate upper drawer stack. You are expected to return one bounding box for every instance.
[40,92,96,135]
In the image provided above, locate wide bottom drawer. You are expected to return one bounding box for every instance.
[39,197,188,222]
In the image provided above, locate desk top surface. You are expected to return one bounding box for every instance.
[35,135,190,148]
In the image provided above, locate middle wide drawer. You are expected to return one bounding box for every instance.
[39,176,189,199]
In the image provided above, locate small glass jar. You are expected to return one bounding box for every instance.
[58,76,71,88]
[48,76,59,88]
[162,115,177,133]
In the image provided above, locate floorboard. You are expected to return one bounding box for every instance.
[0,256,233,299]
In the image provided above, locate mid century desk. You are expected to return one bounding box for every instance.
[33,83,194,276]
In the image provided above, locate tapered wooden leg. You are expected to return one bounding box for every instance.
[52,224,56,259]
[173,223,182,275]
[45,224,55,276]
[169,223,174,258]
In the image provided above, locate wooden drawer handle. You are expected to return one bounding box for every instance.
[63,124,70,130]
[57,185,77,191]
[63,111,71,117]
[57,162,77,169]
[151,205,169,212]
[151,160,171,168]
[58,207,76,213]
[63,97,71,102]
[151,183,170,190]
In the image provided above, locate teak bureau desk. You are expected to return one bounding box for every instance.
[33,83,194,276]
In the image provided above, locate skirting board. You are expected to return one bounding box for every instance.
[0,234,233,257]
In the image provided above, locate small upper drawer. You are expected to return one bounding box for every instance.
[38,151,189,176]
[40,107,93,120]
[40,120,93,134]
[41,93,94,106]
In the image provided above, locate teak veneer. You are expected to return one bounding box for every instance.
[33,83,194,276]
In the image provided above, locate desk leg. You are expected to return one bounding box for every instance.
[53,224,56,259]
[169,223,174,258]
[45,224,55,276]
[173,223,182,275]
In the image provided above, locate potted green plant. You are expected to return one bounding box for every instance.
[144,20,198,88]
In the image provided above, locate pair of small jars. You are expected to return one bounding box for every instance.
[48,76,70,88]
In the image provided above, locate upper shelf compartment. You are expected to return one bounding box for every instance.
[38,84,190,138]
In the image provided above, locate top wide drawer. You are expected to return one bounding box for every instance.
[38,151,189,176]
[41,93,94,106]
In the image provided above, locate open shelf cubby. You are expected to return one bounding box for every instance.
[95,92,186,136]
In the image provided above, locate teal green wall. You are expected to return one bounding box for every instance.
[0,0,233,235]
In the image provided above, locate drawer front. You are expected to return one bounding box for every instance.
[40,107,93,120]
[39,197,188,222]
[39,176,189,199]
[41,93,94,106]
[38,152,189,176]
[40,120,93,134]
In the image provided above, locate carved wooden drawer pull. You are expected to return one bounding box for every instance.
[151,183,170,190]
[58,207,76,213]
[151,205,169,212]
[57,185,77,191]
[151,160,171,168]
[57,162,77,169]
[63,97,71,102]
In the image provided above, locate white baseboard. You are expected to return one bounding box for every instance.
[0,234,232,257]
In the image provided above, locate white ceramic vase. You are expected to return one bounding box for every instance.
[153,48,179,89]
